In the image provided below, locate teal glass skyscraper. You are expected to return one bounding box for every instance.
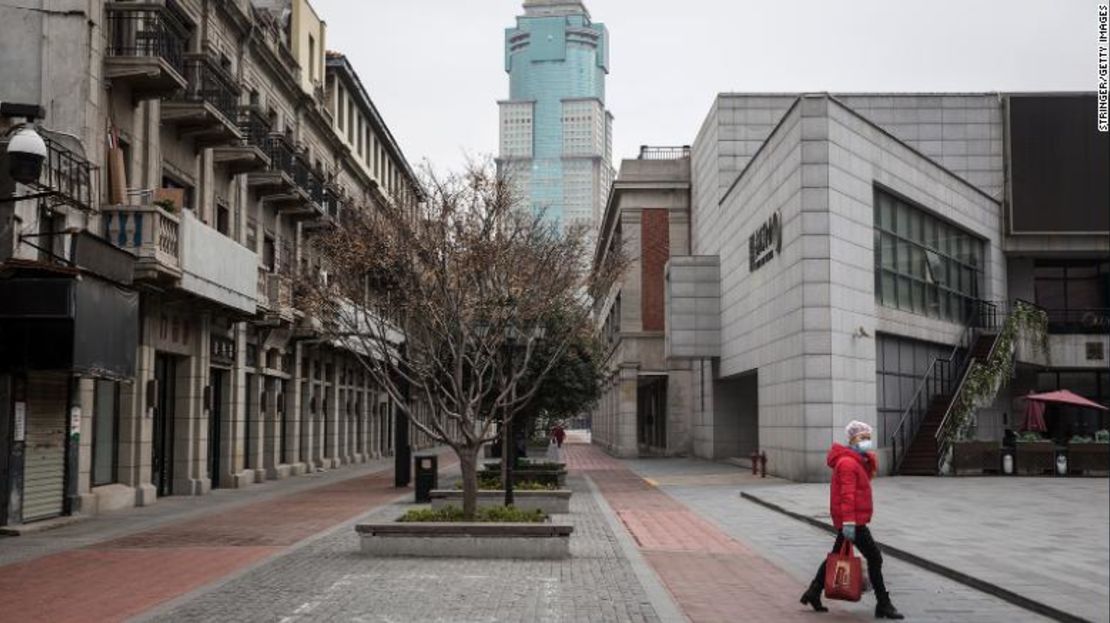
[499,0,614,247]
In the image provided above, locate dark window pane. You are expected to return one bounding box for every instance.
[93,380,117,486]
[1036,372,1059,392]
[897,276,913,310]
[882,271,896,307]
[1034,264,1065,279]
[1035,278,1066,310]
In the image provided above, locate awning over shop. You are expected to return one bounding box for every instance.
[0,275,137,379]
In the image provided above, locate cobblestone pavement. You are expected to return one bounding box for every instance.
[0,452,455,623]
[564,444,862,623]
[740,476,1108,622]
[622,457,1056,623]
[144,472,662,623]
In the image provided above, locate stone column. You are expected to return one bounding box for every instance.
[287,342,306,476]
[174,315,209,496]
[120,337,156,506]
[225,323,248,488]
[325,356,340,468]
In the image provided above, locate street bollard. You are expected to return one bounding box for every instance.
[759,451,768,478]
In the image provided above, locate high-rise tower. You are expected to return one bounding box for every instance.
[498,0,613,249]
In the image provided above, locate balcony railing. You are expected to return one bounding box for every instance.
[102,205,181,273]
[105,2,189,76]
[1043,308,1110,334]
[40,136,94,212]
[257,266,271,308]
[178,56,240,124]
[638,145,691,160]
[260,135,297,175]
[238,106,272,148]
[269,273,293,310]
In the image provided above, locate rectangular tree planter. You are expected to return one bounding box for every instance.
[429,489,572,514]
[1015,443,1056,476]
[356,523,573,559]
[1067,443,1110,476]
[478,469,567,488]
[952,441,1002,475]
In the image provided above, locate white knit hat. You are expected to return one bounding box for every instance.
[845,420,873,440]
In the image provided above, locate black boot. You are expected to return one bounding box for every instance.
[874,595,904,620]
[800,580,828,613]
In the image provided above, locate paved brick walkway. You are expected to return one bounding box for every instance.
[0,453,454,623]
[142,472,663,622]
[563,443,860,622]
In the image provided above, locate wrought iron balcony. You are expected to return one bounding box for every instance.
[104,2,190,98]
[18,135,97,213]
[213,106,270,174]
[162,55,242,145]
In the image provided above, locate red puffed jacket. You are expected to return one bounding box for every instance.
[827,443,878,529]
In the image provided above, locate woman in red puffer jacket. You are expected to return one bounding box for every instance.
[800,420,904,620]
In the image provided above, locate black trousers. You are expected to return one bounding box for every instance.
[812,525,889,600]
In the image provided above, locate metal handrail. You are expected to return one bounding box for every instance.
[889,300,999,472]
[932,299,1039,470]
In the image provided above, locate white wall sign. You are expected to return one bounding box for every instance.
[13,402,26,442]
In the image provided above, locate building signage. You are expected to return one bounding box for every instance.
[749,211,783,271]
[13,402,26,442]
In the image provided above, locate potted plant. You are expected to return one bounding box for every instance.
[1014,431,1056,475]
[951,440,1002,476]
[152,198,177,213]
[1067,430,1110,476]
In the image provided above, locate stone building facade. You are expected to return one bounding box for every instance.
[592,93,1108,482]
[0,0,429,527]
[592,147,693,458]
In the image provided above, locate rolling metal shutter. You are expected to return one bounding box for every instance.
[22,374,68,522]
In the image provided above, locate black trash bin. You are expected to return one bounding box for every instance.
[414,454,438,503]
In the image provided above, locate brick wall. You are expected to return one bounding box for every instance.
[641,209,670,331]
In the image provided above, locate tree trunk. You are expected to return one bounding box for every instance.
[501,415,510,496]
[458,445,480,521]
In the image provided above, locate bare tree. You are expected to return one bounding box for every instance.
[298,161,621,519]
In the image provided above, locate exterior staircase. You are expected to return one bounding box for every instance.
[897,333,997,475]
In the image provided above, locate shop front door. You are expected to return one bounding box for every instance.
[208,368,225,488]
[152,354,176,498]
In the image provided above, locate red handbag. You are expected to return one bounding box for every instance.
[824,540,863,602]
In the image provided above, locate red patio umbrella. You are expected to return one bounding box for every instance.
[1023,389,1110,412]
[1021,395,1047,432]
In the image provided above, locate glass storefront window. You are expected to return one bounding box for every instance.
[874,188,984,322]
[1033,260,1110,332]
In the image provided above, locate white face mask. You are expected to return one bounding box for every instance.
[854,439,874,452]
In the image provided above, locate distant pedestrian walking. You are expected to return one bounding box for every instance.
[551,423,566,448]
[800,420,904,620]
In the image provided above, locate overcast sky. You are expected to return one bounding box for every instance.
[313,0,1096,172]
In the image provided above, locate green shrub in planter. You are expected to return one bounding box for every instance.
[398,505,547,523]
[1095,430,1110,443]
[455,479,556,491]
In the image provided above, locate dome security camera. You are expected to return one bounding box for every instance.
[7,126,47,185]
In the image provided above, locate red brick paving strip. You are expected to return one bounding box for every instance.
[564,442,860,623]
[0,452,456,623]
